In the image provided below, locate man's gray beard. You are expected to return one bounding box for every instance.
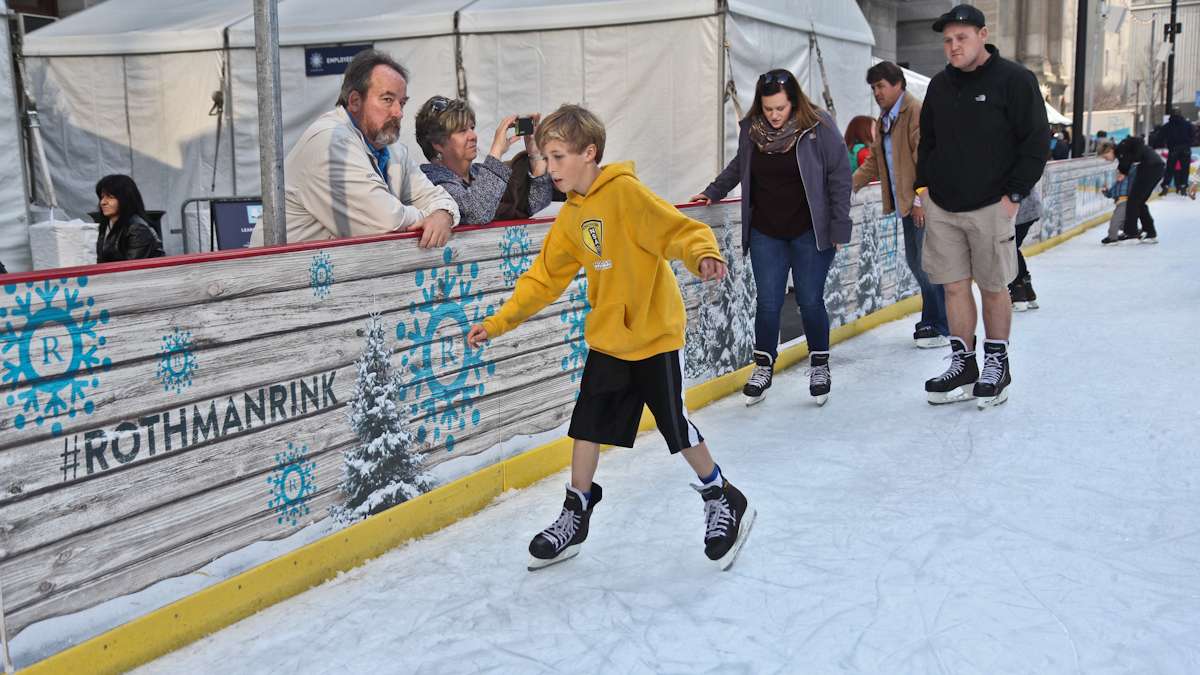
[373,125,400,147]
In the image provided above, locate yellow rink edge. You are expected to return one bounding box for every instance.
[22,208,1112,674]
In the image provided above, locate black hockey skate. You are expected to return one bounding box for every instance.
[808,351,831,406]
[694,480,755,570]
[1010,273,1038,312]
[743,350,774,406]
[913,325,950,349]
[925,337,978,405]
[973,341,1011,409]
[528,483,602,571]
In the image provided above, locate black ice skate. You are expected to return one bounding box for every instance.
[925,337,978,405]
[1139,229,1159,244]
[808,351,831,406]
[528,483,602,571]
[694,480,755,570]
[743,350,774,406]
[1010,273,1038,312]
[973,341,1012,409]
[913,325,950,349]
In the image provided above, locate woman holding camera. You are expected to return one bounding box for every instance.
[95,174,165,263]
[690,69,852,407]
[415,97,552,224]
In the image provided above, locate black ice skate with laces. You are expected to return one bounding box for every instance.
[925,337,978,405]
[743,350,774,406]
[693,480,755,570]
[973,341,1012,409]
[528,483,602,571]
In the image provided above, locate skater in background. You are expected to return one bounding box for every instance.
[1101,135,1163,243]
[690,68,852,407]
[852,60,949,349]
[1099,152,1137,245]
[915,4,1050,409]
[468,105,755,571]
[1008,186,1042,311]
[1158,109,1193,196]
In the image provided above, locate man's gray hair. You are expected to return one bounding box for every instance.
[336,49,409,108]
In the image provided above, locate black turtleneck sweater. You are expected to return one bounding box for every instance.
[914,44,1050,213]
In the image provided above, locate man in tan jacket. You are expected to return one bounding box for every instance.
[250,49,459,248]
[852,61,948,349]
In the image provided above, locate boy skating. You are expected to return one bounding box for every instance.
[468,105,755,571]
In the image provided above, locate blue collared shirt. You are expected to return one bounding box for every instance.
[348,112,391,183]
[881,94,904,206]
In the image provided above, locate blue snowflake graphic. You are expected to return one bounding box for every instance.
[559,277,590,385]
[155,328,198,394]
[396,248,495,454]
[267,442,317,527]
[310,251,334,299]
[498,225,534,286]
[1,278,111,435]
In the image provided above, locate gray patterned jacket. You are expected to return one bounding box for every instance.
[421,156,552,225]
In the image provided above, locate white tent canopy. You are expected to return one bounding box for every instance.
[1,0,33,272]
[19,0,876,255]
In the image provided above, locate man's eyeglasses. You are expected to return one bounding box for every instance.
[758,72,791,88]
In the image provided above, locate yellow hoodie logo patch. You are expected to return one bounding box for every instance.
[580,219,603,257]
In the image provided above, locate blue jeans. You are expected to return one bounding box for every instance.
[749,228,835,358]
[903,216,948,336]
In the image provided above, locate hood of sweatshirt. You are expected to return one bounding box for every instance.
[566,161,636,206]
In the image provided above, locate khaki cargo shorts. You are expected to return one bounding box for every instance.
[921,196,1017,292]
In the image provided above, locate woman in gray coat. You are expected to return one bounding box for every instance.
[690,69,852,407]
[415,97,552,224]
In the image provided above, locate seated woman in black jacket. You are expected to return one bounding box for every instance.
[95,174,165,263]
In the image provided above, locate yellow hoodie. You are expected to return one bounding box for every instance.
[482,162,724,361]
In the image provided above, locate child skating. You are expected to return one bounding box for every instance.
[467,105,755,571]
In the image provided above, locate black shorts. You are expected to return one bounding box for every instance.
[568,349,703,453]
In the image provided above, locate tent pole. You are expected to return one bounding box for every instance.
[717,2,727,173]
[253,0,286,246]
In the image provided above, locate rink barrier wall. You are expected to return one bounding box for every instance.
[6,157,1118,673]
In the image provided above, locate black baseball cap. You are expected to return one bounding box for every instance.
[932,4,986,32]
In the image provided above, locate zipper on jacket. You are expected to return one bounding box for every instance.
[793,121,826,250]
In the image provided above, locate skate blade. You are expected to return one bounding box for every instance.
[915,336,950,349]
[927,386,975,405]
[1140,238,1159,245]
[527,544,580,571]
[812,393,829,407]
[1026,300,1039,310]
[717,507,757,571]
[976,388,1009,410]
[1012,302,1031,312]
[744,392,766,406]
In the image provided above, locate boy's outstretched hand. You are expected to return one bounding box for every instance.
[467,325,489,349]
[698,256,727,282]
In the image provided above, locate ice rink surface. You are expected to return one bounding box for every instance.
[137,199,1200,674]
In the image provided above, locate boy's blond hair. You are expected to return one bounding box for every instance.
[1096,140,1116,157]
[535,104,606,163]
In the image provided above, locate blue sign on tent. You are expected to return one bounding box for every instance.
[305,44,373,77]
[1195,90,1200,108]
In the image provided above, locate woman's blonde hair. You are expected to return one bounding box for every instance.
[1096,140,1117,157]
[414,96,475,161]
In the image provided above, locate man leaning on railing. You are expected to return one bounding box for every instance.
[249,49,460,249]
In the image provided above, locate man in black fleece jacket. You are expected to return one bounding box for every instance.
[913,4,1049,409]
